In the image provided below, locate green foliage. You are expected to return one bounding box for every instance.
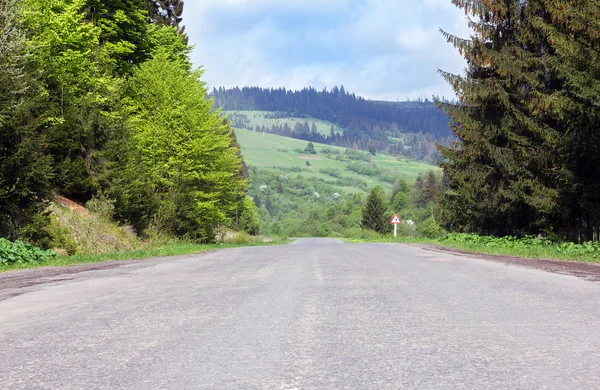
[112,50,246,241]
[23,0,117,201]
[417,217,445,239]
[390,177,410,201]
[86,0,151,74]
[437,0,600,241]
[346,162,396,184]
[391,192,408,212]
[0,0,54,242]
[238,198,260,235]
[0,238,57,265]
[441,234,600,261]
[304,142,317,154]
[361,187,389,234]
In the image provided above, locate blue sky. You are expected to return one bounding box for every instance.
[184,0,470,101]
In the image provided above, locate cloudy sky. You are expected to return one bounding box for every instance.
[183,0,470,101]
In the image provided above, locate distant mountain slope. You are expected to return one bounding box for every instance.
[211,86,452,138]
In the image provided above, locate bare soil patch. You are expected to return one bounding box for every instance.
[55,196,89,217]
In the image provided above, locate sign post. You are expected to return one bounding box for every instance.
[390,213,402,238]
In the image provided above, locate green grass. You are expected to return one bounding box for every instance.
[235,128,436,194]
[226,110,344,136]
[0,239,289,273]
[347,233,600,263]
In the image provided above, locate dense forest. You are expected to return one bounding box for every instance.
[212,87,453,161]
[437,0,600,242]
[0,0,254,246]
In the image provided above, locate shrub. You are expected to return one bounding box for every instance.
[0,238,57,266]
[418,217,445,238]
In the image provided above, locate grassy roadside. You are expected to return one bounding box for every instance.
[0,239,289,273]
[346,234,600,264]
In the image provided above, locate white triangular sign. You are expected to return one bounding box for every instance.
[390,214,401,224]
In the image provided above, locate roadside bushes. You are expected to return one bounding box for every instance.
[441,234,600,260]
[0,238,57,265]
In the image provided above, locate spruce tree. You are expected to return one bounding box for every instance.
[523,1,600,241]
[361,187,388,234]
[0,0,53,241]
[436,0,563,236]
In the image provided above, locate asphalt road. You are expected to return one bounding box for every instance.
[1,239,600,389]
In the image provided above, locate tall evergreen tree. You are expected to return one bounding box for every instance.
[436,0,563,236]
[525,0,600,241]
[361,187,388,234]
[0,0,54,241]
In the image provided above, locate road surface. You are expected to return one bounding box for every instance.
[1,239,600,389]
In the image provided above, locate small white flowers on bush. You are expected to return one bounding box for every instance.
[332,193,340,200]
[314,192,320,199]
[405,219,415,226]
[259,185,267,192]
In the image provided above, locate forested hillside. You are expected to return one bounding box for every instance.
[0,0,253,247]
[437,0,600,242]
[212,87,453,162]
[232,129,441,237]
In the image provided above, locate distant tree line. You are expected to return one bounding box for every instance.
[211,86,453,162]
[212,86,451,138]
[231,113,449,164]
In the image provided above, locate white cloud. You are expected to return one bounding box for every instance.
[184,0,469,100]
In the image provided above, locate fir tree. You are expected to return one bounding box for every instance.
[361,187,388,234]
[0,0,54,242]
[436,0,563,236]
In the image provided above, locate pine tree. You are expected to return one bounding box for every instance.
[361,187,388,234]
[311,122,318,135]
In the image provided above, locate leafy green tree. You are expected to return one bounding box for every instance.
[361,187,388,234]
[238,198,260,235]
[114,49,246,241]
[23,0,120,202]
[0,0,54,242]
[304,142,316,155]
[85,0,151,74]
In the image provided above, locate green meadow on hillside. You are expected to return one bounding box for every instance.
[226,110,344,136]
[234,128,436,194]
[234,128,440,237]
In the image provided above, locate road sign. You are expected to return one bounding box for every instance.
[390,214,401,239]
